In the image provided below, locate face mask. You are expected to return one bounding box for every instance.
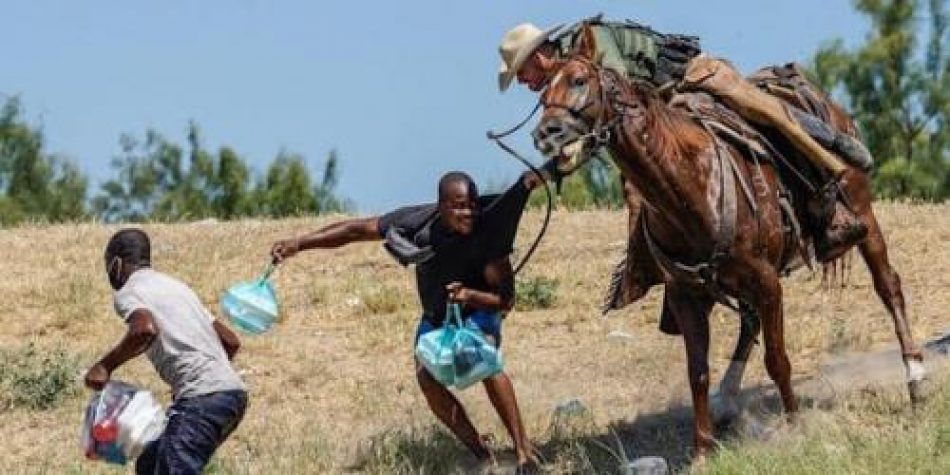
[107,255,124,289]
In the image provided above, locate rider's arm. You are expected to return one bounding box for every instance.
[271,217,381,262]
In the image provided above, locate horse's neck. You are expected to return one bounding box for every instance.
[611,113,718,238]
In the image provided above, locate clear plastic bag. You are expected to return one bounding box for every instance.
[221,264,280,334]
[414,304,504,389]
[80,380,165,465]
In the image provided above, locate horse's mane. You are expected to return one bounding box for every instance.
[620,77,710,162]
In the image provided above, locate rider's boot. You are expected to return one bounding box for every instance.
[813,174,868,262]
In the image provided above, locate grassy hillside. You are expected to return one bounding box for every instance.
[0,202,947,474]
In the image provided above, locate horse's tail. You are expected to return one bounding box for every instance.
[821,249,854,290]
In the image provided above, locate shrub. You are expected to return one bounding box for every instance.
[516,276,559,310]
[359,283,410,315]
[0,343,79,411]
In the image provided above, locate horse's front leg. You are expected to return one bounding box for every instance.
[746,265,799,415]
[667,284,716,459]
[713,302,760,423]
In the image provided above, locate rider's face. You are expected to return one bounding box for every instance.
[517,52,552,92]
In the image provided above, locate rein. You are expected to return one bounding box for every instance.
[486,104,554,276]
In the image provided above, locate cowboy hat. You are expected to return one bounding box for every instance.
[498,22,564,92]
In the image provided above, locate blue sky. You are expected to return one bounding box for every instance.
[1,1,869,213]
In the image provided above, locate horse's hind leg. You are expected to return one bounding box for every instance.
[857,211,926,403]
[714,303,761,422]
[666,284,716,459]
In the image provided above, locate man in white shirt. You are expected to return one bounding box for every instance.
[85,229,247,474]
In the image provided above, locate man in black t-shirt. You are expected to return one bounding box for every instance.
[270,169,546,472]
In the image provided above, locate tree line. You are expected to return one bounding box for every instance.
[0,98,351,226]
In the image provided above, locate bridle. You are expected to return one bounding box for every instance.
[536,57,633,155]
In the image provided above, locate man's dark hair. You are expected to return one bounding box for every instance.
[105,228,151,267]
[437,171,478,203]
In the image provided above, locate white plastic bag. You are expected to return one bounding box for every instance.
[80,380,166,464]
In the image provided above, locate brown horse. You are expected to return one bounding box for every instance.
[533,24,926,458]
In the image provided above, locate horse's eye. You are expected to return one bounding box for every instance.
[572,77,587,88]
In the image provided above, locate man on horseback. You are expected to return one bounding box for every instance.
[497,16,873,288]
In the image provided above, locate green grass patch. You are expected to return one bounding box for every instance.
[705,379,950,474]
[350,425,466,474]
[0,343,79,411]
[516,276,559,311]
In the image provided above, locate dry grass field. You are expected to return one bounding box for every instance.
[0,202,948,474]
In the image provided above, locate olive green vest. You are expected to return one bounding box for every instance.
[554,18,701,87]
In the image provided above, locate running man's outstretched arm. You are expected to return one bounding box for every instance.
[271,217,381,262]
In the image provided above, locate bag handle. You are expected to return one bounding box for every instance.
[257,263,276,285]
[445,302,464,328]
[436,303,465,348]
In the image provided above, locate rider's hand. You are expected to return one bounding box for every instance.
[271,239,300,264]
[446,282,471,305]
[84,363,110,391]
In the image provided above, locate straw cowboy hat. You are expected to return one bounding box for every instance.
[498,22,564,92]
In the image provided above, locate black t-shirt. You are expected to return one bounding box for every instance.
[377,180,531,324]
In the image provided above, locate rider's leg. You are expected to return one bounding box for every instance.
[680,55,867,261]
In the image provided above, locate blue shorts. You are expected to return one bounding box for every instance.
[414,310,503,347]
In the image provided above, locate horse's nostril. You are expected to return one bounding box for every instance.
[544,124,564,136]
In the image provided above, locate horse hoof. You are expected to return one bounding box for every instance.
[690,452,708,470]
[908,379,929,406]
[710,391,741,425]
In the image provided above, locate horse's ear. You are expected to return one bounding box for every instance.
[573,22,597,61]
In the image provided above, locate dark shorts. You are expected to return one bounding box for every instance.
[136,389,247,475]
[414,310,503,348]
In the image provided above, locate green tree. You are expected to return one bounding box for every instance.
[213,146,253,218]
[0,97,88,225]
[313,149,353,214]
[91,131,166,222]
[256,152,318,217]
[813,0,948,200]
[94,123,257,221]
[94,123,352,222]
[152,122,219,220]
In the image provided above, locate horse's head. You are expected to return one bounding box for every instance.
[533,24,648,175]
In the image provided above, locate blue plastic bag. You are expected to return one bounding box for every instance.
[221,264,280,334]
[415,303,504,389]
